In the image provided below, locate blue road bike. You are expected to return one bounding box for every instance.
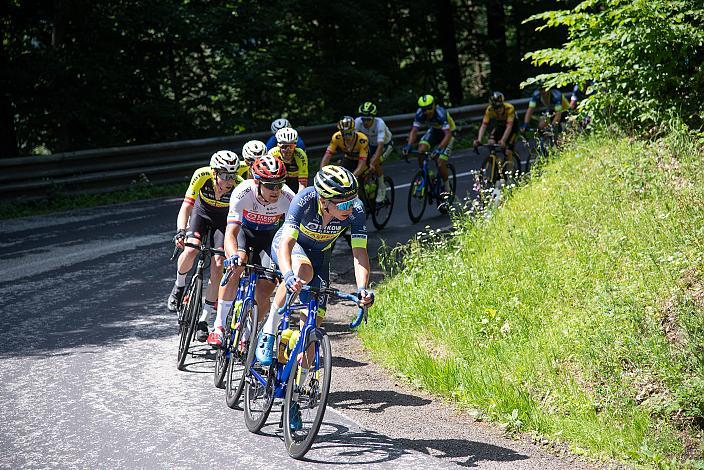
[243,282,367,460]
[214,257,281,409]
[405,149,457,223]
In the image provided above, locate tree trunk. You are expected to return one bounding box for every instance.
[0,18,19,157]
[486,0,508,93]
[0,95,19,158]
[436,0,463,105]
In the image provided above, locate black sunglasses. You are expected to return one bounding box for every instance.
[217,172,239,181]
[261,181,284,190]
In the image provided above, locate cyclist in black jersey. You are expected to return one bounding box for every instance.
[168,150,243,342]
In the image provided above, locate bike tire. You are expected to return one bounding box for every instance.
[225,300,257,409]
[283,333,332,460]
[177,277,201,371]
[447,163,457,194]
[371,176,394,230]
[213,305,235,389]
[505,154,522,186]
[243,303,274,433]
[481,155,499,186]
[407,170,427,223]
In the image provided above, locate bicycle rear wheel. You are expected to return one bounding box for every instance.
[407,170,427,223]
[226,300,257,409]
[243,311,274,433]
[371,176,394,230]
[177,277,201,371]
[283,332,332,460]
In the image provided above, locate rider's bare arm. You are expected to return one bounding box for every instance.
[176,202,193,232]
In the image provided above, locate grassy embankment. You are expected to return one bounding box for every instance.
[363,129,704,467]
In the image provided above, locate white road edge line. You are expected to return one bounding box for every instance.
[395,171,473,189]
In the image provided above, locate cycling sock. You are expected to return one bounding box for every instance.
[175,271,187,288]
[263,301,282,336]
[215,300,233,329]
[200,300,216,324]
[443,179,451,192]
[296,368,310,398]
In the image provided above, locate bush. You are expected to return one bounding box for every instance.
[523,0,704,131]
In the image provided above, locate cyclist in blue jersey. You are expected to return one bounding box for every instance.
[255,165,375,366]
[266,118,306,151]
[402,94,456,201]
[521,88,569,131]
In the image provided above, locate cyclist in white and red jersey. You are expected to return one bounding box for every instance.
[208,155,294,347]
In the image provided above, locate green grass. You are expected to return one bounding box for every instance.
[0,182,185,220]
[363,127,704,468]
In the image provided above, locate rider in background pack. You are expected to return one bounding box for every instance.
[521,87,569,131]
[402,94,456,203]
[320,116,369,178]
[266,118,306,151]
[355,102,392,203]
[267,127,309,193]
[474,91,519,162]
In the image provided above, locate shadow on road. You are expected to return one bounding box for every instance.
[307,422,529,467]
[329,389,431,414]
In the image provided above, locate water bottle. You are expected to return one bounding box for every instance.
[230,300,243,329]
[285,330,301,362]
[278,328,294,363]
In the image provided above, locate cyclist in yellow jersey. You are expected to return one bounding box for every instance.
[320,116,369,178]
[474,91,518,160]
[269,127,308,193]
[167,151,244,342]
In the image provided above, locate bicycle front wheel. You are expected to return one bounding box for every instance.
[504,154,522,187]
[283,332,332,460]
[243,306,274,433]
[225,300,257,409]
[407,170,427,223]
[371,176,394,230]
[481,155,499,186]
[177,277,201,371]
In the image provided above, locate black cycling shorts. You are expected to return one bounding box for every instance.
[236,226,277,281]
[187,200,226,250]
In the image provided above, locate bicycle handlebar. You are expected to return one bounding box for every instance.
[278,286,369,329]
[220,263,282,286]
[473,143,506,155]
[170,242,224,262]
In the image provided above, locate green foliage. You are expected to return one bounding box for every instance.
[523,0,704,131]
[363,128,704,465]
[2,0,573,155]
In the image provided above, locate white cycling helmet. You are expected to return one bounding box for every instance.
[210,150,241,173]
[271,118,291,134]
[275,127,298,145]
[242,140,267,165]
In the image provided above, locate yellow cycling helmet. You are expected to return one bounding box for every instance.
[314,165,358,200]
[418,94,435,109]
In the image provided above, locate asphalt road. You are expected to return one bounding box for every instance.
[0,148,538,469]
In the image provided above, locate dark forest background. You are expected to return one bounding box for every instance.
[1,0,570,156]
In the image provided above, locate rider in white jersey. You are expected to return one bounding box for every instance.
[209,155,294,347]
[354,102,393,202]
